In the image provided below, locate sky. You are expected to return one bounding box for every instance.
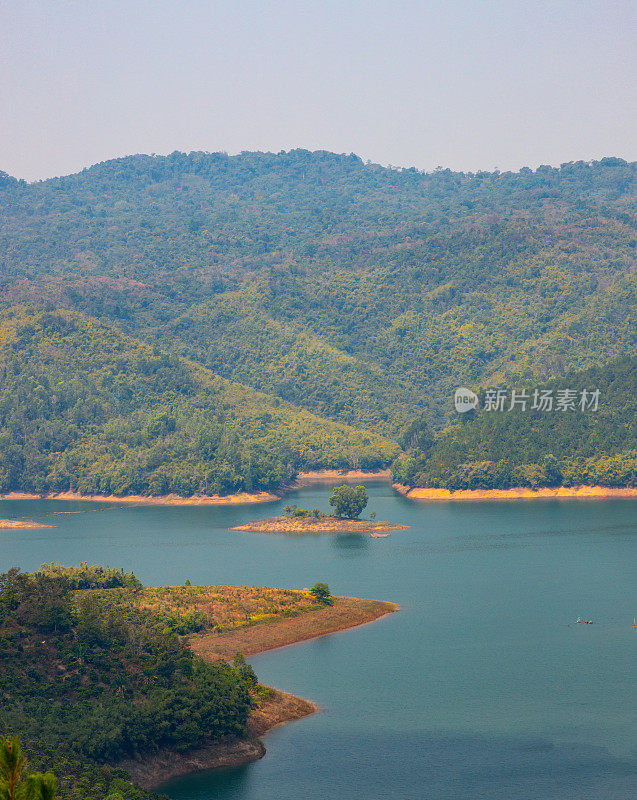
[1,0,635,182]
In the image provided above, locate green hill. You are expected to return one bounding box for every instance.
[0,564,256,800]
[1,151,635,431]
[393,356,637,489]
[0,308,399,496]
[164,290,430,435]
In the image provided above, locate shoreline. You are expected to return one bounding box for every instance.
[0,472,392,507]
[189,595,399,661]
[393,483,637,501]
[0,518,55,529]
[130,594,396,789]
[124,688,319,790]
[0,490,280,505]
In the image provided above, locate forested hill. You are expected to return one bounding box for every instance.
[0,564,257,800]
[394,355,637,490]
[0,308,398,496]
[0,151,635,431]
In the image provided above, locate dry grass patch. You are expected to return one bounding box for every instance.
[136,585,322,632]
[230,516,407,534]
[189,596,399,660]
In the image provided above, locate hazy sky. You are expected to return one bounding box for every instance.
[1,0,635,181]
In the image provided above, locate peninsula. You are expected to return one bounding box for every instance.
[114,587,399,788]
[130,591,398,787]
[1,564,397,796]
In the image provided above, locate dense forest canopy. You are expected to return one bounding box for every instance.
[0,151,634,433]
[393,356,637,489]
[0,564,259,800]
[0,308,398,496]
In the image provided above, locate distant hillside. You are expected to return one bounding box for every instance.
[164,290,431,434]
[0,151,635,430]
[393,355,637,489]
[0,308,398,496]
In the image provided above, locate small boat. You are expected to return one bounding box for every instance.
[370,532,389,538]
[632,618,637,629]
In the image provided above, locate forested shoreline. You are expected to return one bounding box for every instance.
[393,356,637,490]
[0,564,258,799]
[0,308,398,497]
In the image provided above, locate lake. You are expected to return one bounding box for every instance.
[1,484,636,799]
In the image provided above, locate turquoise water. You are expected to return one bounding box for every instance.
[1,484,636,799]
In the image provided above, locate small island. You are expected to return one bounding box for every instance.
[231,515,406,534]
[230,485,408,534]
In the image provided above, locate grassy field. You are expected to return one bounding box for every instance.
[135,584,322,631]
[80,584,399,660]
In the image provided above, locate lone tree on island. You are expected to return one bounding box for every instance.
[310,582,333,605]
[329,484,368,519]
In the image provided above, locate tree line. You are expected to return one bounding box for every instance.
[393,356,636,489]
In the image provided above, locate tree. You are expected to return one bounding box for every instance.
[542,454,562,486]
[232,652,258,688]
[0,737,57,800]
[310,582,333,605]
[24,773,58,800]
[329,485,368,518]
[0,736,26,800]
[398,418,434,454]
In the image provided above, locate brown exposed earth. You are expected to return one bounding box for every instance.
[247,687,319,738]
[122,688,318,789]
[230,515,407,534]
[120,737,266,789]
[188,596,399,660]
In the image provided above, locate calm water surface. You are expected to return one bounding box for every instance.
[1,484,636,799]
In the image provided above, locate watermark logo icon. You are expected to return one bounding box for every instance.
[454,387,479,413]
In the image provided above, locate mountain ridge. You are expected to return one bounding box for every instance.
[1,150,635,430]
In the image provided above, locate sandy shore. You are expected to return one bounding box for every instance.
[394,483,637,501]
[230,515,407,534]
[0,490,279,505]
[0,518,54,529]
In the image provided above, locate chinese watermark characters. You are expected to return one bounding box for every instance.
[455,387,600,413]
